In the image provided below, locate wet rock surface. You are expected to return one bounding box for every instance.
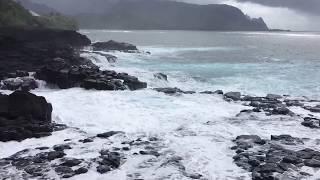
[36,58,147,91]
[0,131,197,179]
[231,134,320,180]
[92,40,138,52]
[154,87,195,95]
[0,28,147,92]
[0,91,53,142]
[301,117,320,128]
[239,94,294,116]
[224,92,241,101]
[1,77,38,91]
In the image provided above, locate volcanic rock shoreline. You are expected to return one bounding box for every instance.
[0,28,148,146]
[1,28,320,179]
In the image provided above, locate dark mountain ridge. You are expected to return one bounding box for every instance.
[31,0,269,31]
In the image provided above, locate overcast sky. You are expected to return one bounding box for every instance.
[176,0,320,31]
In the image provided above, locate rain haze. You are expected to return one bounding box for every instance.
[30,0,320,31]
[177,0,320,31]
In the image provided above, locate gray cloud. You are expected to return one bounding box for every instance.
[235,0,320,15]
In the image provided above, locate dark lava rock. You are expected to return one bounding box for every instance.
[200,90,223,95]
[0,91,53,142]
[122,147,130,151]
[117,73,147,90]
[296,148,320,159]
[231,134,318,180]
[92,40,138,52]
[271,135,303,145]
[243,95,293,116]
[53,144,72,151]
[99,151,121,168]
[1,77,38,91]
[35,146,49,150]
[24,165,44,177]
[154,73,168,81]
[61,158,82,167]
[36,58,147,91]
[97,131,123,138]
[241,96,265,102]
[301,117,320,128]
[266,94,283,100]
[47,151,66,160]
[139,150,160,157]
[282,155,302,164]
[304,105,320,113]
[96,165,111,174]
[74,167,88,175]
[224,92,241,101]
[235,135,266,145]
[255,163,284,173]
[11,157,33,168]
[271,106,291,115]
[0,28,146,91]
[304,159,320,167]
[79,138,94,143]
[154,87,184,94]
[284,99,304,107]
[213,90,224,95]
[55,166,74,178]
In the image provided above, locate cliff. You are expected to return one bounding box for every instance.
[74,0,268,31]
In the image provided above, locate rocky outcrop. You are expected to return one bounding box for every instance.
[301,117,320,128]
[1,77,38,91]
[36,58,147,90]
[0,28,147,91]
[239,94,294,116]
[224,92,241,101]
[0,91,53,142]
[0,132,164,179]
[0,28,91,80]
[232,135,320,180]
[92,40,138,52]
[154,87,195,95]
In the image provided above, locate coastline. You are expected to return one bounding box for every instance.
[0,28,320,179]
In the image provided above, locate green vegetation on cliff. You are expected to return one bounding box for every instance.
[0,0,78,30]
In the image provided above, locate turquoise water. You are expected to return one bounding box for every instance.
[82,30,320,98]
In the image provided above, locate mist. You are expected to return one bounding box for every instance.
[176,0,320,31]
[30,0,320,31]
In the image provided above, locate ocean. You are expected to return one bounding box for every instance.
[82,30,320,98]
[1,30,320,179]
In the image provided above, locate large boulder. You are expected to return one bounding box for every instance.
[224,92,241,101]
[0,91,53,142]
[117,73,147,90]
[92,40,138,52]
